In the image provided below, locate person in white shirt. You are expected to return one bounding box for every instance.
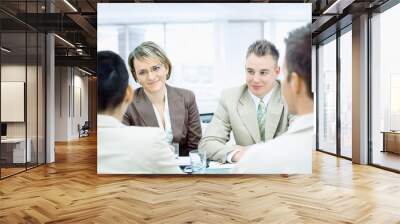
[233,24,313,174]
[199,40,292,163]
[97,51,182,174]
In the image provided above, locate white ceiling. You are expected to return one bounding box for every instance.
[98,3,311,24]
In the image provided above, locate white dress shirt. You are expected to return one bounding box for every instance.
[97,114,182,174]
[152,89,173,144]
[248,89,273,115]
[226,90,273,163]
[232,113,314,174]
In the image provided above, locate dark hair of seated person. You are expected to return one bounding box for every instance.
[284,23,312,98]
[98,51,130,112]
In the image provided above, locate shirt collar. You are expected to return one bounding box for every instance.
[152,88,171,130]
[287,113,314,134]
[248,89,273,109]
[163,88,169,109]
[98,114,125,128]
[164,89,171,129]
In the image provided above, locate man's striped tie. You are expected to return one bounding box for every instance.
[257,99,266,142]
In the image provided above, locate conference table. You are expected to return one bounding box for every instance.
[177,157,234,174]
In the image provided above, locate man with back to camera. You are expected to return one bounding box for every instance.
[199,40,292,163]
[234,24,313,174]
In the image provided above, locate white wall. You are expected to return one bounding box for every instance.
[0,65,38,137]
[55,66,68,141]
[55,67,89,141]
[72,73,89,138]
[1,64,46,163]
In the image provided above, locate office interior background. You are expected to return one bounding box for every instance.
[0,0,400,223]
[0,0,98,179]
[98,3,310,114]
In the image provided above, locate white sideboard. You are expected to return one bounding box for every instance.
[1,138,32,163]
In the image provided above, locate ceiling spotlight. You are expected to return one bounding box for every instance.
[76,48,85,55]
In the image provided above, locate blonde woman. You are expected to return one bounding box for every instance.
[123,41,202,156]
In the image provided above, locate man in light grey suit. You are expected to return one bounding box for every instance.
[234,24,313,174]
[199,40,292,163]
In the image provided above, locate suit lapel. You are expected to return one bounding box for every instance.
[134,88,159,127]
[264,83,283,140]
[237,89,260,143]
[166,85,185,142]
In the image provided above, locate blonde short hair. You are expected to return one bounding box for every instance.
[127,41,172,81]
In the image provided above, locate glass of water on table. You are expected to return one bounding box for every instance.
[172,142,179,159]
[189,150,207,173]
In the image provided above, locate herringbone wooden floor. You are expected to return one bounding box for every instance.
[1,135,400,223]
